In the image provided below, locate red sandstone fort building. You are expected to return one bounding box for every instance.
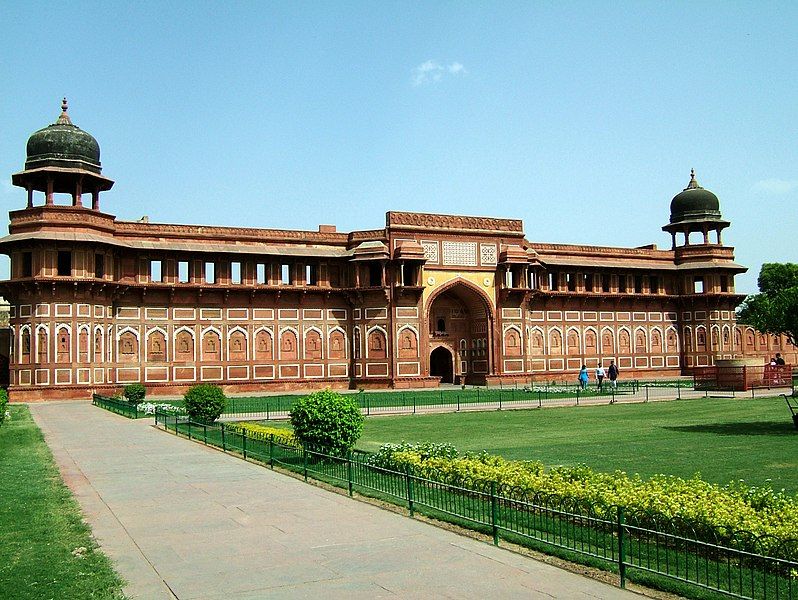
[1,102,793,401]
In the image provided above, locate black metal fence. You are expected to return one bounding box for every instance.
[92,394,143,418]
[155,410,797,600]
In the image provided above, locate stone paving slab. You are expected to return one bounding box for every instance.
[30,402,641,600]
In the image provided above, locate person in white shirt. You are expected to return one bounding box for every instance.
[595,365,606,390]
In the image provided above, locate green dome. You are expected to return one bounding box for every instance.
[669,170,721,224]
[24,99,102,174]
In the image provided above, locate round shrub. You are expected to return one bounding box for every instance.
[0,388,8,426]
[289,389,363,455]
[183,384,226,423]
[124,383,147,405]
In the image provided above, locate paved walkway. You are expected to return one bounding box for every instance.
[31,402,639,600]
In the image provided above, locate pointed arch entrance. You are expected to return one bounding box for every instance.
[430,346,454,383]
[425,279,494,384]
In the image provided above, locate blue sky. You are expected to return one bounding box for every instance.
[2,1,796,293]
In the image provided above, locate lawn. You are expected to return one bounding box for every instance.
[0,405,125,600]
[350,396,798,494]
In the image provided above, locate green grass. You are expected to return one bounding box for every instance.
[161,416,792,600]
[350,396,798,494]
[0,406,126,600]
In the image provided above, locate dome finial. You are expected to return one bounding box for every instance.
[685,168,701,191]
[56,97,73,125]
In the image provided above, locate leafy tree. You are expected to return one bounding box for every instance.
[183,384,226,423]
[123,383,146,405]
[737,263,798,346]
[289,389,363,456]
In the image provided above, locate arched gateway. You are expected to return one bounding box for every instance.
[426,280,493,385]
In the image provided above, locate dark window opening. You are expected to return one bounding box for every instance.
[634,275,643,294]
[720,276,729,293]
[94,254,104,279]
[22,252,32,277]
[437,318,446,332]
[329,264,340,287]
[650,276,659,294]
[584,273,593,292]
[402,264,417,286]
[618,276,627,293]
[57,251,72,276]
[549,272,558,291]
[368,263,382,286]
[602,274,611,292]
[567,273,577,292]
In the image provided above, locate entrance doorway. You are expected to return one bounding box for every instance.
[430,346,454,383]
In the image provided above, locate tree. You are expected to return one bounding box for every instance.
[124,383,146,405]
[289,389,363,456]
[737,263,798,347]
[183,384,226,423]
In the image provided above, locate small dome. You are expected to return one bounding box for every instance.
[669,169,721,224]
[24,99,102,174]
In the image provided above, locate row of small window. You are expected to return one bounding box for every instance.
[546,272,663,293]
[148,260,320,285]
[19,251,101,278]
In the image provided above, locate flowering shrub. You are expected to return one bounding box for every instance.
[366,441,459,469]
[373,443,798,559]
[225,422,298,447]
[139,402,185,416]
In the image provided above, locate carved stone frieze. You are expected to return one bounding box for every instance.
[387,211,523,233]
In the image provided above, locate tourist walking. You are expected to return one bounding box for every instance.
[608,360,619,390]
[578,364,589,390]
[595,364,606,390]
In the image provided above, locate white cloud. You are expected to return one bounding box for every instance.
[412,60,467,86]
[751,178,798,195]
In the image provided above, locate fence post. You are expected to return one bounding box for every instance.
[347,452,353,497]
[677,384,681,400]
[366,395,370,416]
[405,465,414,517]
[576,389,580,406]
[477,387,480,403]
[242,432,248,460]
[412,394,416,415]
[266,399,270,421]
[617,506,626,588]
[499,392,502,411]
[269,438,274,468]
[220,423,226,450]
[457,394,460,412]
[187,420,192,440]
[203,423,207,445]
[303,448,308,482]
[538,390,542,408]
[490,480,499,546]
[645,386,649,403]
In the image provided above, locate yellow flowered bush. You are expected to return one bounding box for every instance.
[225,422,299,448]
[374,443,798,559]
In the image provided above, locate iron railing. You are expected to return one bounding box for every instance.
[155,410,797,600]
[92,394,142,418]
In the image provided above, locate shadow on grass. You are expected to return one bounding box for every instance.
[663,421,797,436]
